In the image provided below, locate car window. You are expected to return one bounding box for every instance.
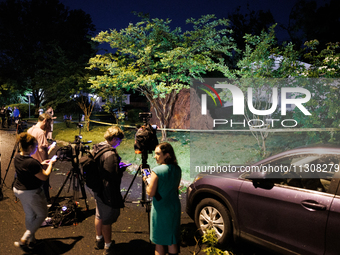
[260,154,340,193]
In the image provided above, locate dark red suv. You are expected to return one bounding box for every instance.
[186,145,340,255]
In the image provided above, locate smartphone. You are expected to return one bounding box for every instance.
[142,168,151,177]
[119,162,132,168]
[51,155,58,161]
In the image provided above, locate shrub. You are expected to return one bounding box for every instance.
[8,103,34,118]
[128,108,143,123]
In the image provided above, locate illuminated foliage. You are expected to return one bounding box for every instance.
[221,25,305,157]
[292,41,340,143]
[88,14,236,140]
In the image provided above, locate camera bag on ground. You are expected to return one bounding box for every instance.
[51,199,82,228]
[79,147,114,192]
[134,123,158,154]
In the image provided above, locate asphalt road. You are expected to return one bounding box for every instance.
[0,126,206,255]
[0,125,271,255]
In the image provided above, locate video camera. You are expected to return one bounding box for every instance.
[56,133,92,161]
[134,113,158,155]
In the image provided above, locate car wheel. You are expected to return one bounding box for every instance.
[195,198,232,244]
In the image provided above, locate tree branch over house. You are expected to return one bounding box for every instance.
[88,13,236,140]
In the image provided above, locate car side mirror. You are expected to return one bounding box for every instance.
[252,179,274,190]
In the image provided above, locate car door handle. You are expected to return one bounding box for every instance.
[301,201,327,210]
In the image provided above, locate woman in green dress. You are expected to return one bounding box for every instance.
[146,142,181,255]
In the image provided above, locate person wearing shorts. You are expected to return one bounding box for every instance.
[94,193,120,225]
[92,126,125,255]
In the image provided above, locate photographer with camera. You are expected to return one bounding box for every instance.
[92,126,125,255]
[13,132,57,252]
[145,142,182,255]
[27,113,56,202]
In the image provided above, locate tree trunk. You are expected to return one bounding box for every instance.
[144,90,177,142]
[33,90,44,116]
[261,132,267,158]
[77,96,94,132]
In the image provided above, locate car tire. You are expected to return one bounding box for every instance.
[195,198,232,244]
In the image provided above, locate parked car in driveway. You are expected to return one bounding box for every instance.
[186,145,340,255]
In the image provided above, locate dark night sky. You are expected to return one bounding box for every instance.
[59,0,329,43]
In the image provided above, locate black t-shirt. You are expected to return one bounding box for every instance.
[14,154,43,190]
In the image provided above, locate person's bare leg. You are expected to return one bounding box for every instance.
[155,244,166,255]
[102,224,112,245]
[168,244,178,254]
[95,217,102,236]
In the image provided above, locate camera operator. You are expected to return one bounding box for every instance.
[93,126,125,255]
[27,113,56,202]
[13,132,57,252]
[145,142,182,255]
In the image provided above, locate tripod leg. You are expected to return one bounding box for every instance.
[141,180,147,204]
[2,142,18,185]
[77,172,89,210]
[1,142,19,201]
[123,164,141,202]
[50,170,72,209]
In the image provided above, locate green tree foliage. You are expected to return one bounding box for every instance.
[231,24,340,152]
[235,25,303,79]
[292,41,340,143]
[0,77,20,105]
[101,93,127,125]
[0,0,97,111]
[283,0,340,50]
[224,25,305,157]
[88,14,236,140]
[228,4,275,61]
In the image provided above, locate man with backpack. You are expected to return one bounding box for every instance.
[91,126,125,255]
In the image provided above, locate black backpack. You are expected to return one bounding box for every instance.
[79,147,114,192]
[134,124,158,154]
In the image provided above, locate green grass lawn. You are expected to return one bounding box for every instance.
[48,120,335,183]
[51,121,193,181]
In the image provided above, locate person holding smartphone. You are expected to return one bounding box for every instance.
[13,132,57,252]
[27,113,56,202]
[146,142,182,255]
[92,126,125,255]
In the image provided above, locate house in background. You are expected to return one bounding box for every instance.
[217,55,312,118]
[86,93,149,112]
[93,94,131,110]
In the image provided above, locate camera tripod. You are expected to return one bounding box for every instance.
[123,113,159,232]
[50,136,90,213]
[123,150,152,211]
[0,140,20,201]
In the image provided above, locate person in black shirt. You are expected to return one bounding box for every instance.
[13,132,57,252]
